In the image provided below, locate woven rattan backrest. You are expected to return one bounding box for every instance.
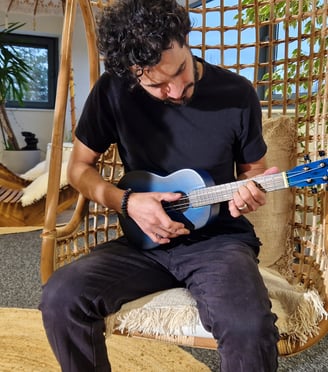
[41,0,328,309]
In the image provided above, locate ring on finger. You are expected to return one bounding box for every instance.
[238,203,248,211]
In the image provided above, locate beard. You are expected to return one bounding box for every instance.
[163,55,199,106]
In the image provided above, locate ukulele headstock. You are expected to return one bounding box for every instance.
[286,155,328,188]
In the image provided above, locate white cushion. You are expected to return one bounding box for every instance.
[107,267,328,346]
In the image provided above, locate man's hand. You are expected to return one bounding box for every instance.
[126,191,190,244]
[229,166,279,218]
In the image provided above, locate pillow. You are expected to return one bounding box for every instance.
[247,116,297,274]
[107,288,208,338]
[20,160,47,181]
[20,162,69,206]
[45,142,73,172]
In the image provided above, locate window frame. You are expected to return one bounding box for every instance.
[2,32,58,110]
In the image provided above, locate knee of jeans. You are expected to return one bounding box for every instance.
[39,266,82,317]
[212,310,278,344]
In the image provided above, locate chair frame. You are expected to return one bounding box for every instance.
[41,0,328,356]
[0,162,77,226]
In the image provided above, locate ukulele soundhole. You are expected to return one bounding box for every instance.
[162,192,189,214]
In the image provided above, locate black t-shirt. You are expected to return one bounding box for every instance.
[75,58,267,248]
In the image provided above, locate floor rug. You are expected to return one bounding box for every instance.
[0,308,210,372]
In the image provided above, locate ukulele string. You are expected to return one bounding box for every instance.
[161,164,325,213]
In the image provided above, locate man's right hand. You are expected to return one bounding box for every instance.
[126,191,190,244]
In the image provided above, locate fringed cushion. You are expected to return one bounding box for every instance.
[107,267,328,347]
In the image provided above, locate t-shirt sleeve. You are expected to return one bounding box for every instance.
[75,74,117,153]
[236,83,267,164]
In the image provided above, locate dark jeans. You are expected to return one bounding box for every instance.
[40,235,279,372]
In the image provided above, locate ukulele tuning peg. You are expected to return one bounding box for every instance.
[311,187,318,194]
[318,150,326,157]
[304,154,311,162]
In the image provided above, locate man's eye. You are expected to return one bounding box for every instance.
[153,83,166,90]
[177,63,186,75]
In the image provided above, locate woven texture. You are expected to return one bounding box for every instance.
[0,307,210,372]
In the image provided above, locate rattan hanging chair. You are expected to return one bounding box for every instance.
[41,0,328,357]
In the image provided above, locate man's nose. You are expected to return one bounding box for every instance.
[166,79,185,100]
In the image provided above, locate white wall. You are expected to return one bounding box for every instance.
[0,10,91,161]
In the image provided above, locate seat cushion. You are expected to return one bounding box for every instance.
[107,267,328,346]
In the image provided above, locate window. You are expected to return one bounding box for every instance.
[188,0,259,83]
[188,0,324,100]
[3,33,58,109]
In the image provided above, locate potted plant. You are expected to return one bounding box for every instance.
[0,22,40,174]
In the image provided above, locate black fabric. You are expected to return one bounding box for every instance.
[76,58,266,181]
[40,236,279,372]
[75,58,266,244]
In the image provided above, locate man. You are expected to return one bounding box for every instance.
[40,0,280,371]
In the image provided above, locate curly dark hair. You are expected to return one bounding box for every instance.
[96,0,191,83]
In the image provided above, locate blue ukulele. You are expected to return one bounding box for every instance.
[117,158,328,250]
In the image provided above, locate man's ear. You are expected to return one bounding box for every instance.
[130,65,143,79]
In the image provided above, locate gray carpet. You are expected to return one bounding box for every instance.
[1,230,328,371]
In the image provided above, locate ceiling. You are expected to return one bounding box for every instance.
[0,0,207,17]
[1,0,65,16]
